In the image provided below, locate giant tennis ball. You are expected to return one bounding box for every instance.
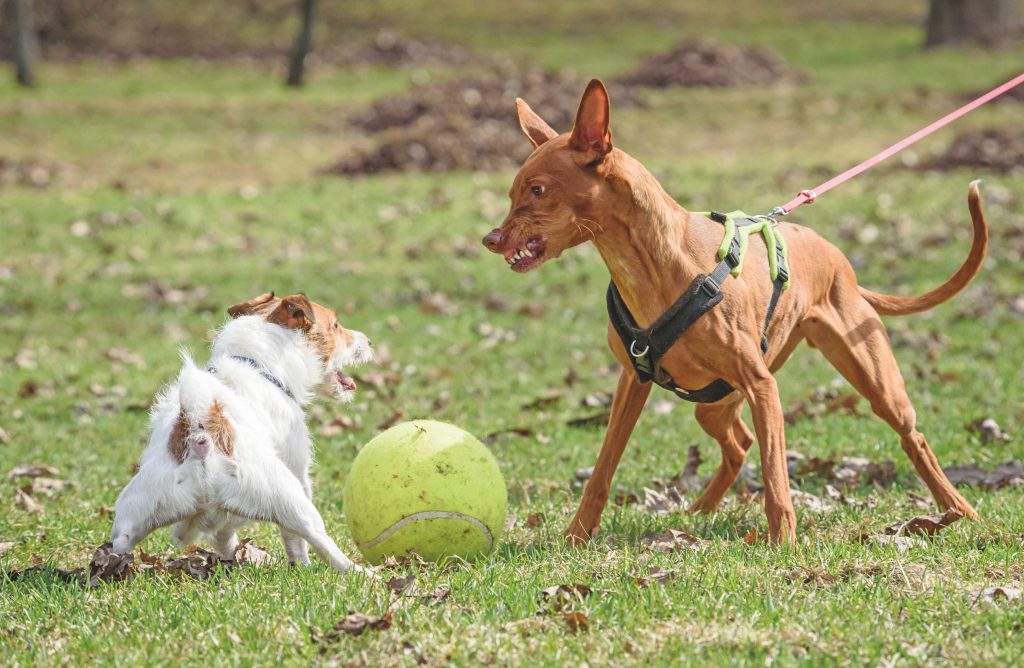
[343,420,507,564]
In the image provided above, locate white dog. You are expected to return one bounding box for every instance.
[110,292,373,574]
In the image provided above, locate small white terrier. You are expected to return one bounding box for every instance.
[110,292,373,574]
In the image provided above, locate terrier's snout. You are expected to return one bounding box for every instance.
[190,435,210,458]
[482,229,504,251]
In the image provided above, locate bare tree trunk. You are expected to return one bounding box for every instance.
[285,0,316,87]
[4,0,39,86]
[925,0,1018,48]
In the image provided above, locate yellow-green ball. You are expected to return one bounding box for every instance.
[343,420,507,564]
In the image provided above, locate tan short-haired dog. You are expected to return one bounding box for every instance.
[483,79,987,544]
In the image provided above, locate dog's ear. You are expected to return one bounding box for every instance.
[267,293,315,331]
[516,98,558,149]
[569,79,613,164]
[227,292,275,318]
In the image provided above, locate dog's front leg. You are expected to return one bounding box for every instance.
[566,369,651,546]
[740,369,796,544]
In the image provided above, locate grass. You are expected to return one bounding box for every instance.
[2,1,1024,665]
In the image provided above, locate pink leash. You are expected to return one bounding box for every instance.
[770,72,1024,217]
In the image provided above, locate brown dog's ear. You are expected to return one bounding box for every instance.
[569,79,613,164]
[267,293,315,331]
[227,292,275,318]
[516,98,558,149]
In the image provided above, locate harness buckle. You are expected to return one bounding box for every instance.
[701,275,721,297]
[629,340,649,358]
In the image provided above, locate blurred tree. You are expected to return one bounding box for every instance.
[925,0,1019,48]
[285,0,316,87]
[4,0,39,86]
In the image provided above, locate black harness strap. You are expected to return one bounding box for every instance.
[607,214,789,404]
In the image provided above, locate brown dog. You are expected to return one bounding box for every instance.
[482,79,988,544]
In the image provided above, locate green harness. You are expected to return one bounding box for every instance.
[606,211,791,403]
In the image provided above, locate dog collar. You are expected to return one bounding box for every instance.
[208,355,297,402]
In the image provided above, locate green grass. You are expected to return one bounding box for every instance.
[3,1,1024,665]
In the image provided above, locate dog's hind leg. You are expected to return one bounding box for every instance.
[110,472,195,554]
[688,399,753,513]
[802,297,977,519]
[221,460,358,574]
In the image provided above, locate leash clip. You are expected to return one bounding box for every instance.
[629,340,649,358]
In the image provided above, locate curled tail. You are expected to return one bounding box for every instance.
[169,358,235,463]
[859,181,988,316]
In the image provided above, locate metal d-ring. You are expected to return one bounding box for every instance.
[630,340,649,358]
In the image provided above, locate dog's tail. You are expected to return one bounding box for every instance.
[859,181,988,316]
[169,357,236,462]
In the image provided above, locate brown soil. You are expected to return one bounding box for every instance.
[325,63,639,175]
[0,157,66,189]
[615,40,801,89]
[327,31,477,68]
[927,128,1024,173]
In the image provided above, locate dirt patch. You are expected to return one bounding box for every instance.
[926,128,1024,173]
[615,40,801,89]
[325,62,639,175]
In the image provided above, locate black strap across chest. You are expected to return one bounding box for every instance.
[607,214,789,404]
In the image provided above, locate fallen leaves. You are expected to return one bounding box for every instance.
[639,528,705,554]
[633,565,679,588]
[13,489,43,514]
[978,586,1022,604]
[861,510,964,552]
[883,509,964,537]
[312,611,393,644]
[88,543,135,586]
[538,583,592,632]
[943,461,1024,489]
[965,418,1011,444]
[0,541,15,556]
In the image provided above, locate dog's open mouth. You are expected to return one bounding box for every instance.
[504,236,546,273]
[335,371,358,393]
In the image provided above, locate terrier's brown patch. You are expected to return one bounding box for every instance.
[207,401,235,457]
[168,408,189,464]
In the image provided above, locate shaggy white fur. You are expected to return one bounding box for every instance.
[110,309,372,575]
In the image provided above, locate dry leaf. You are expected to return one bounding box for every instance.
[539,583,592,613]
[521,390,563,411]
[0,426,10,445]
[642,486,685,514]
[634,565,679,587]
[14,489,43,514]
[560,611,589,632]
[0,541,15,556]
[782,567,836,587]
[865,534,927,553]
[233,538,271,566]
[376,410,405,431]
[313,611,393,643]
[790,489,834,513]
[943,461,1024,489]
[884,509,963,537]
[483,427,534,445]
[566,411,610,428]
[525,512,546,529]
[979,586,1021,604]
[7,464,59,480]
[387,574,416,594]
[574,467,594,481]
[965,418,1011,444]
[640,528,704,554]
[165,548,229,580]
[88,542,135,586]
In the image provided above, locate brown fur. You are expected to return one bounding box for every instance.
[206,401,235,458]
[484,79,986,545]
[226,292,352,365]
[168,408,189,464]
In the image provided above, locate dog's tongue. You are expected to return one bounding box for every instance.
[337,372,357,392]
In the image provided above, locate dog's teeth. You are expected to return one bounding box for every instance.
[523,249,533,258]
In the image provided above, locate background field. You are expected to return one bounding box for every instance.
[2,1,1023,665]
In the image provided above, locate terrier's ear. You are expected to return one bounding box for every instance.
[516,98,558,149]
[268,293,315,331]
[568,79,613,164]
[227,292,275,318]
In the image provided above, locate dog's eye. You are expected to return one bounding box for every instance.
[531,185,545,197]
[333,322,339,329]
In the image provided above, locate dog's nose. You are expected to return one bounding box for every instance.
[482,229,504,251]
[366,338,373,348]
